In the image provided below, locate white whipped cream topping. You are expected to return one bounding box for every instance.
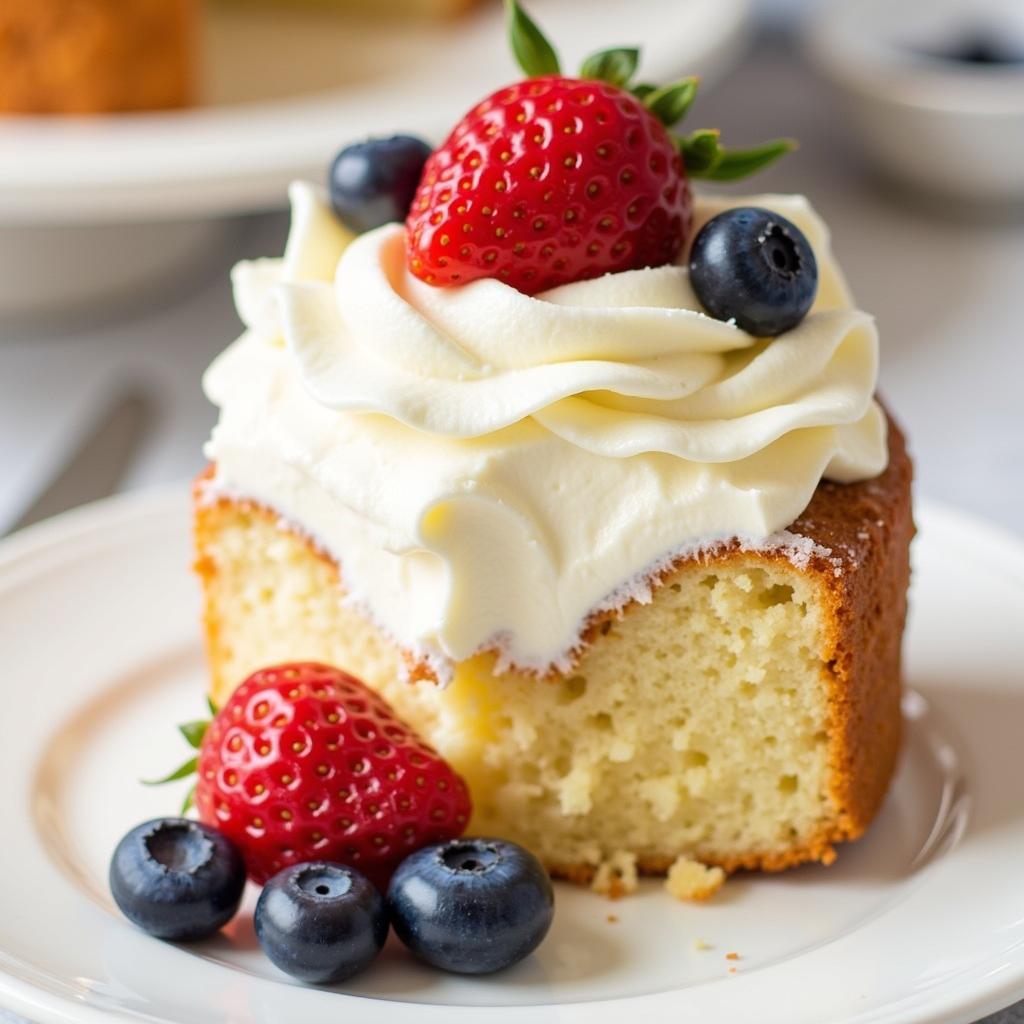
[204,181,887,679]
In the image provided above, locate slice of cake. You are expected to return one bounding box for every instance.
[194,4,913,887]
[196,408,910,880]
[195,185,912,883]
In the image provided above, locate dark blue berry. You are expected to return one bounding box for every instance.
[109,818,245,941]
[387,837,554,974]
[328,135,433,234]
[689,206,818,337]
[255,861,388,984]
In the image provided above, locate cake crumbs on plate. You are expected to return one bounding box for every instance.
[591,851,638,899]
[692,937,712,951]
[606,913,619,924]
[665,855,726,901]
[726,951,740,961]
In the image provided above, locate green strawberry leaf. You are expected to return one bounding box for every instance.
[142,756,197,787]
[506,0,560,78]
[498,2,794,187]
[697,138,796,181]
[677,128,722,175]
[179,719,209,749]
[645,77,699,127]
[181,784,197,815]
[580,47,639,88]
[206,695,218,717]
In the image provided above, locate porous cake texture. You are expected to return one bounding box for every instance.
[665,857,726,902]
[195,417,912,883]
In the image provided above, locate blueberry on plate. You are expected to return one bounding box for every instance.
[109,818,246,941]
[328,135,433,234]
[387,837,554,974]
[689,206,818,337]
[255,861,388,984]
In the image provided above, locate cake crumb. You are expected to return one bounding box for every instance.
[692,937,712,951]
[606,913,619,924]
[728,966,737,974]
[726,952,740,961]
[665,856,726,902]
[591,851,638,899]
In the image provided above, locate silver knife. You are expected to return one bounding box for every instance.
[5,389,154,535]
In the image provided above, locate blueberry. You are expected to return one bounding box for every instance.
[689,206,818,337]
[255,861,388,984]
[328,135,433,234]
[109,818,245,941]
[387,837,554,974]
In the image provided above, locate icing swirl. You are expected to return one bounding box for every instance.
[205,182,886,678]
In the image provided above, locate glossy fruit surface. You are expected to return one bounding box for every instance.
[406,75,690,295]
[401,0,793,295]
[329,135,433,234]
[387,837,554,974]
[109,817,245,941]
[688,206,818,336]
[192,663,471,888]
[255,860,388,983]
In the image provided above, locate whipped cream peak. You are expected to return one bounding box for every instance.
[204,181,887,679]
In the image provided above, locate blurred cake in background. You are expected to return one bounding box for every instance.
[227,0,478,15]
[0,0,197,114]
[0,0,476,117]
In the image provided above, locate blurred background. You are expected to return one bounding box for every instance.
[0,0,1022,543]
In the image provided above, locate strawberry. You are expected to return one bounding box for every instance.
[150,663,471,889]
[406,0,793,295]
[407,75,689,295]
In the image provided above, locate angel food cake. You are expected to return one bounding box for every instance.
[195,6,913,886]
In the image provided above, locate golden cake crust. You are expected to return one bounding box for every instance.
[194,412,913,881]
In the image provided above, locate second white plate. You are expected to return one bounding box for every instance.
[0,0,751,224]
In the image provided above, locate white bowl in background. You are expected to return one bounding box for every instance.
[805,0,1024,203]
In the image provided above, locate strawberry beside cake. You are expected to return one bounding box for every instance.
[194,2,913,891]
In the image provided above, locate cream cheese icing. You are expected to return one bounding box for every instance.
[203,181,887,680]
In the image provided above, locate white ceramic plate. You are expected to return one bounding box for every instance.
[0,0,750,224]
[0,491,1022,1024]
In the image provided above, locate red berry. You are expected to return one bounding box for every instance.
[194,663,471,889]
[406,75,692,295]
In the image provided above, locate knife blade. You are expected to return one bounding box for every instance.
[5,389,154,535]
